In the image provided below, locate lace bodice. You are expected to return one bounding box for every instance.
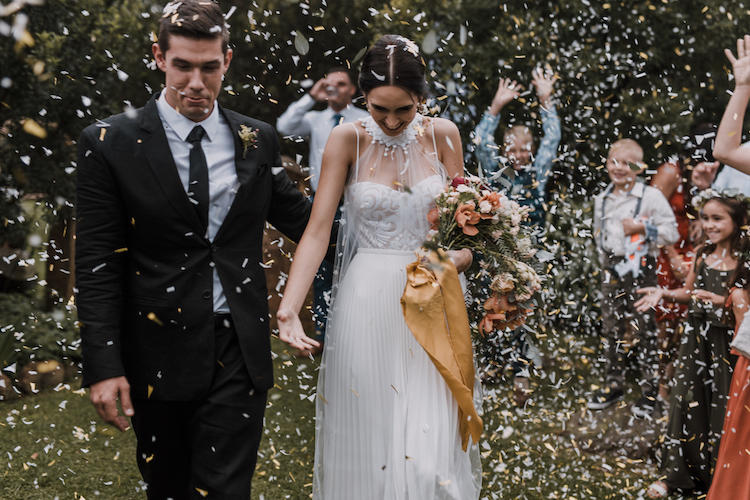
[343,114,447,251]
[347,176,445,250]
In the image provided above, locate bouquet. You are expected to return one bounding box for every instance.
[424,175,543,340]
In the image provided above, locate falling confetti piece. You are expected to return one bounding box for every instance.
[294,32,309,55]
[421,30,438,54]
[22,119,47,138]
[147,312,163,326]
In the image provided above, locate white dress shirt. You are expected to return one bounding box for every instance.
[594,181,679,258]
[156,90,239,313]
[713,165,750,194]
[276,94,369,192]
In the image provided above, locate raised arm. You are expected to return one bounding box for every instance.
[489,78,521,117]
[714,35,750,172]
[531,67,556,111]
[531,68,561,198]
[276,125,355,349]
[473,78,521,185]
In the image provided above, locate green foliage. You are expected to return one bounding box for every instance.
[0,292,79,368]
[2,0,157,215]
[543,190,602,335]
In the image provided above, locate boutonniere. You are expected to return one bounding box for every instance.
[239,124,258,158]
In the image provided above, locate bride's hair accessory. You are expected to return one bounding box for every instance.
[359,35,428,99]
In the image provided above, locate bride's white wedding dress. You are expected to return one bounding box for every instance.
[312,114,482,500]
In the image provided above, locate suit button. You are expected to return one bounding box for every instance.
[203,290,211,299]
[211,244,219,252]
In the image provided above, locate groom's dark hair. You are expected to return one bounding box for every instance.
[157,0,230,55]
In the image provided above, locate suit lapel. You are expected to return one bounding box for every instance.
[215,107,261,240]
[139,96,206,235]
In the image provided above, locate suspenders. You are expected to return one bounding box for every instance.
[600,184,644,251]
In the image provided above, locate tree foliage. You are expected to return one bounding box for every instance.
[2,0,750,329]
[1,0,159,241]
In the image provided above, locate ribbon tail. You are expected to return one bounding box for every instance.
[401,250,483,451]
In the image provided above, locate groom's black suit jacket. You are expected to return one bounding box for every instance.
[75,96,311,400]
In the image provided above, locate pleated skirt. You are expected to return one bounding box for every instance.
[312,248,481,500]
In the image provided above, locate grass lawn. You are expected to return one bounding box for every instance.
[0,332,705,500]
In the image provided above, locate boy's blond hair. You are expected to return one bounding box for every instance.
[609,138,644,164]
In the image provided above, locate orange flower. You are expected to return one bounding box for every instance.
[427,207,439,230]
[484,294,516,314]
[478,293,529,335]
[455,202,481,236]
[479,311,505,336]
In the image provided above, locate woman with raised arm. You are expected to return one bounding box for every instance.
[714,35,750,172]
[276,35,481,499]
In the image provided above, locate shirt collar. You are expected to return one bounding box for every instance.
[156,89,221,142]
[327,103,356,118]
[605,180,645,199]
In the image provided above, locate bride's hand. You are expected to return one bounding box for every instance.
[277,308,321,350]
[448,248,473,273]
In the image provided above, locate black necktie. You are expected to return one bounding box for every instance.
[186,125,209,228]
[333,114,343,127]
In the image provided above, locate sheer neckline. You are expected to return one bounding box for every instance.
[361,114,423,151]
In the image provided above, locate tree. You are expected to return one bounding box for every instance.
[1,0,159,306]
[3,0,749,328]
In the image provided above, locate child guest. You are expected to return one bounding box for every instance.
[590,139,678,417]
[472,68,561,403]
[649,124,720,400]
[703,35,750,500]
[472,69,561,228]
[636,191,746,498]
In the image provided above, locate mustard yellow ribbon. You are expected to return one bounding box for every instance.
[401,249,483,451]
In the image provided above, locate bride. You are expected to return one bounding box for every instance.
[277,34,482,499]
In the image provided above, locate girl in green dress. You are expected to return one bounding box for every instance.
[635,191,750,498]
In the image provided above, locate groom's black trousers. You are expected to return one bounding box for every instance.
[130,314,268,500]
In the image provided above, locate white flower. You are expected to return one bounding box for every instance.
[479,200,494,214]
[517,237,532,256]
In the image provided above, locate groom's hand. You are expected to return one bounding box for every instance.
[90,376,134,432]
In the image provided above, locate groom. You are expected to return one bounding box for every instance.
[74,1,311,498]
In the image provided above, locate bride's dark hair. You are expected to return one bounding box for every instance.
[358,35,428,99]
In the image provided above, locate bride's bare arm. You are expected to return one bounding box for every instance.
[432,117,464,179]
[277,125,357,349]
[429,117,473,271]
